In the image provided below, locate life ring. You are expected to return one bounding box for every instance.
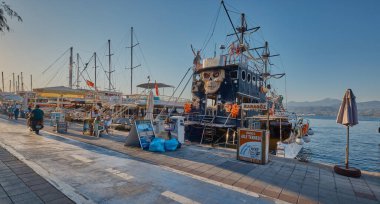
[184,103,192,113]
[231,103,240,118]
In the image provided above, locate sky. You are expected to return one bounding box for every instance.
[0,0,379,102]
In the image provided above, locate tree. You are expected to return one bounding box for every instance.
[0,2,22,32]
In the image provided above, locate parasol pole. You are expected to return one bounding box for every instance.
[345,126,349,169]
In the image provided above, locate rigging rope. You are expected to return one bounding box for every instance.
[155,66,192,120]
[201,3,222,52]
[44,57,68,87]
[96,53,116,90]
[42,48,70,74]
[165,72,193,120]
[133,32,152,77]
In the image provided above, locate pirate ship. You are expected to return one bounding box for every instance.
[184,1,289,148]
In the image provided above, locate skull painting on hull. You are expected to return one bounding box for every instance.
[200,69,225,94]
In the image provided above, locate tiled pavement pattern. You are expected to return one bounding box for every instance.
[0,147,74,204]
[4,116,380,204]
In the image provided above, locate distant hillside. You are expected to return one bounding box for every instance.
[288,98,341,107]
[287,99,380,117]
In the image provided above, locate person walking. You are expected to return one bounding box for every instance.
[93,116,101,137]
[104,115,112,135]
[13,105,20,120]
[7,105,13,119]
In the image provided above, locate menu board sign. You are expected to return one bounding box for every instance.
[238,128,266,164]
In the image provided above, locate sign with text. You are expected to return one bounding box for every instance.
[237,129,266,164]
[242,103,267,111]
[56,122,67,133]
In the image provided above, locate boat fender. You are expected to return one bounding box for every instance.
[303,136,311,143]
[308,128,314,135]
[296,137,304,145]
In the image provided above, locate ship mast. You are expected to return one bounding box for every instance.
[69,47,73,88]
[76,53,80,89]
[127,27,140,95]
[107,39,114,91]
[222,1,260,57]
[94,52,97,89]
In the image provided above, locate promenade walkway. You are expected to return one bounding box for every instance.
[44,119,380,204]
[1,115,379,204]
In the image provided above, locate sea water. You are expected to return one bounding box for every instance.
[300,116,380,172]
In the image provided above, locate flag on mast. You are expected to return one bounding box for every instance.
[86,80,94,88]
[155,81,159,96]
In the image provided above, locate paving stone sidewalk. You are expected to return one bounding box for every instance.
[3,116,380,204]
[0,147,74,204]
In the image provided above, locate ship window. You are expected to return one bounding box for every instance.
[247,73,251,83]
[241,70,246,81]
[230,71,238,79]
[252,75,256,84]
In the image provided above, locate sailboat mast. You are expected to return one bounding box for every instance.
[21,72,24,91]
[107,39,113,91]
[264,41,268,81]
[76,53,80,89]
[128,27,141,95]
[130,27,133,94]
[69,47,73,88]
[12,73,15,93]
[240,13,245,45]
[17,75,19,92]
[221,0,240,43]
[1,72,4,92]
[94,52,97,90]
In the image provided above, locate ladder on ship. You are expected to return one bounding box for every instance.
[200,115,216,144]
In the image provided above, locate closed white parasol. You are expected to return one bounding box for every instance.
[144,90,154,120]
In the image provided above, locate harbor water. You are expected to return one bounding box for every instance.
[300,116,380,172]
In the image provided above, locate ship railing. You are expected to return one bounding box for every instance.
[183,112,202,123]
[202,54,249,68]
[123,94,189,104]
[111,105,131,119]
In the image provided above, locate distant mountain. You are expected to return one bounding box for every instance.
[288,98,341,107]
[286,98,380,117]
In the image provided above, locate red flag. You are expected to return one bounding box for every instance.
[86,80,94,87]
[155,81,159,96]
